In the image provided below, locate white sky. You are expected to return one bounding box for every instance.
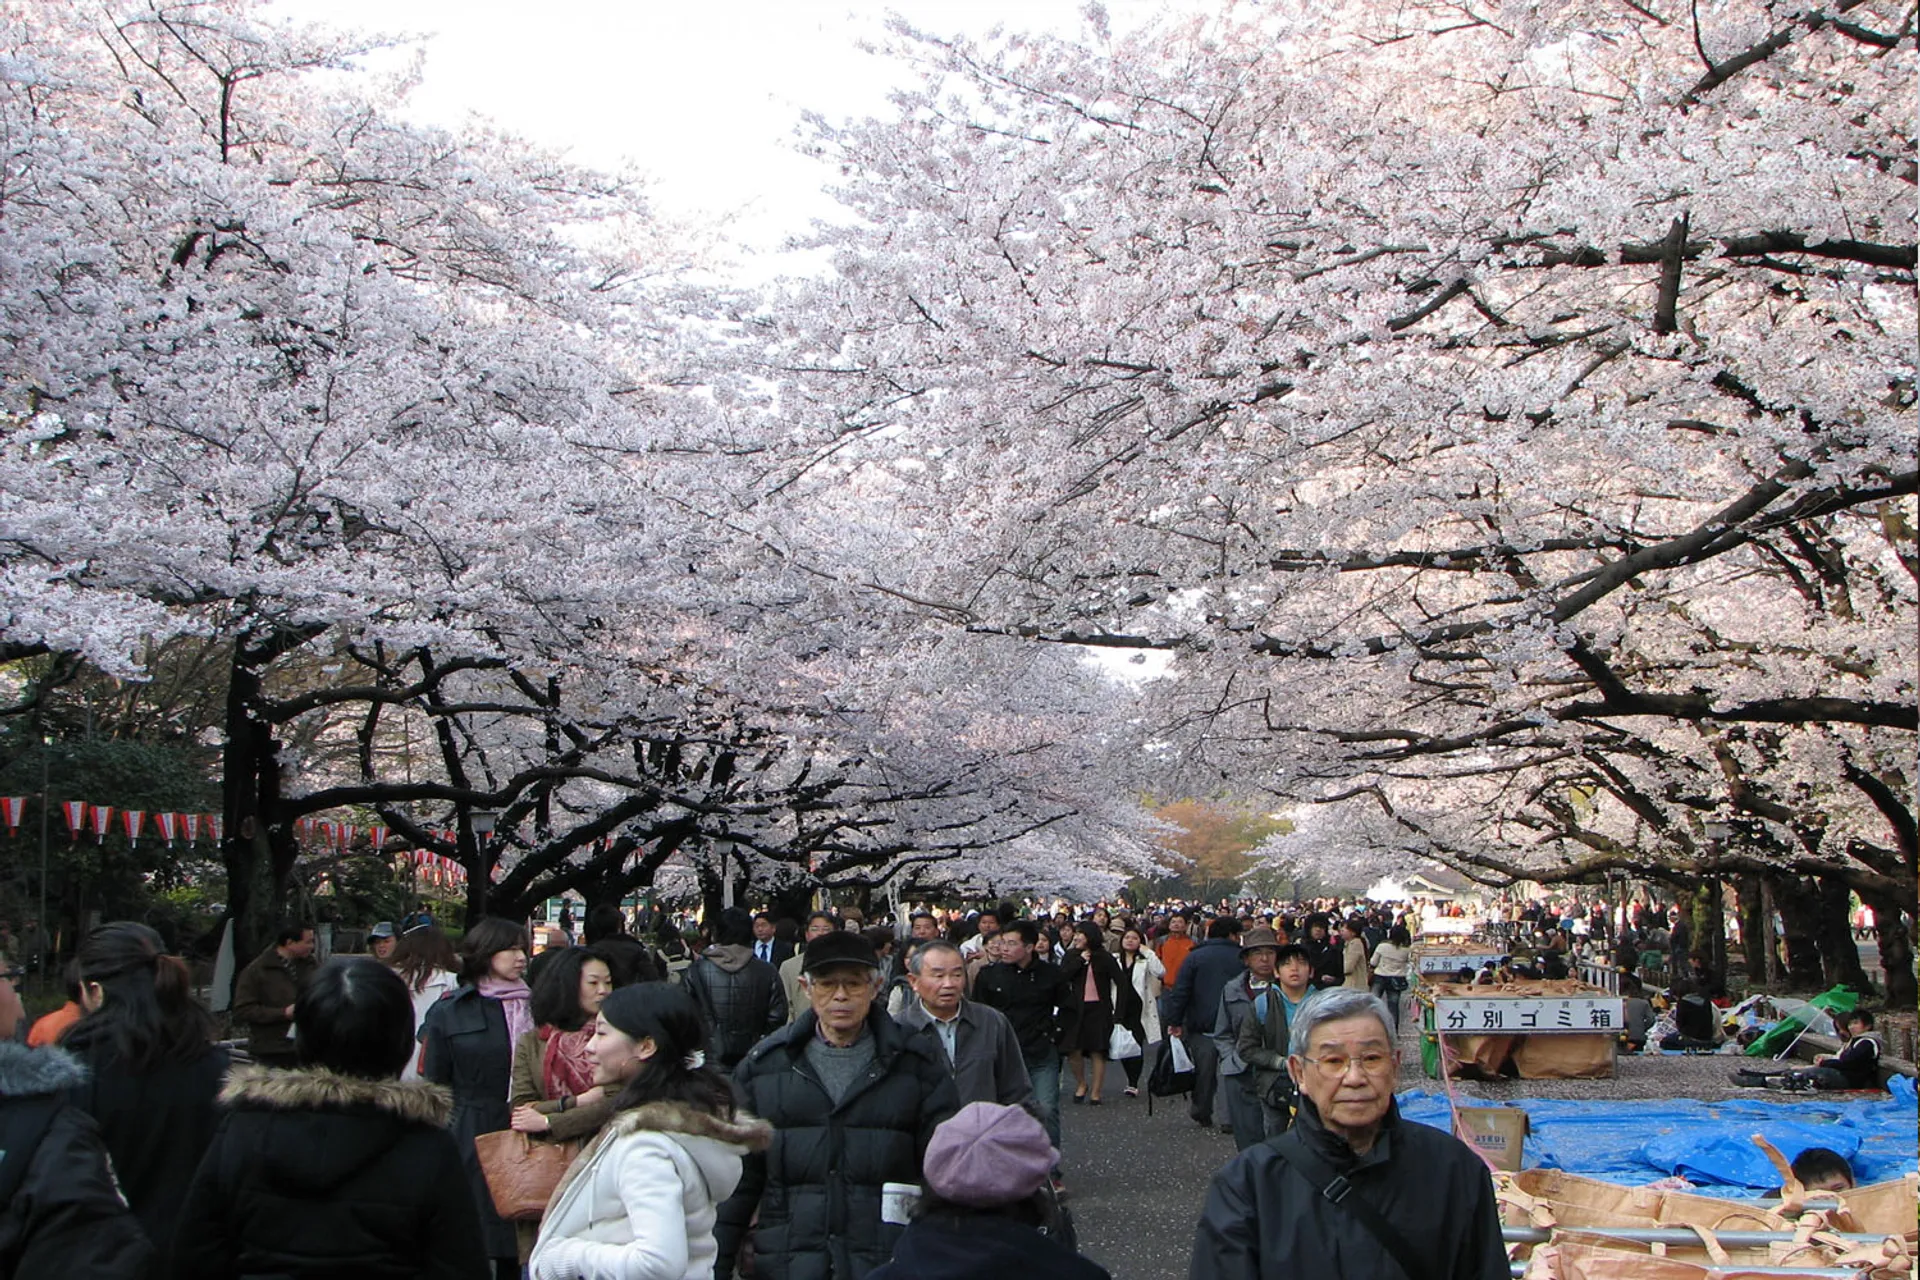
[268,1,1167,267]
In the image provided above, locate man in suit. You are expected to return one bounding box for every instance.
[752,911,796,968]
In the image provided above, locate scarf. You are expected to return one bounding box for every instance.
[540,1023,598,1101]
[476,976,535,1052]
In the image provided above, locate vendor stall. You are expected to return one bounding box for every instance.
[1420,980,1623,1079]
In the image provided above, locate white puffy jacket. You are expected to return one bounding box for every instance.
[530,1101,772,1280]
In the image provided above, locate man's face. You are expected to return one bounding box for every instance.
[1290,1014,1398,1137]
[911,916,939,942]
[805,916,836,943]
[999,932,1035,967]
[1276,955,1312,995]
[1244,947,1277,982]
[284,929,316,959]
[753,917,776,942]
[1170,915,1189,936]
[806,964,878,1035]
[912,948,966,1018]
[977,914,1000,939]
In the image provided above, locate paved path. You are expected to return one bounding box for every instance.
[1053,1050,1234,1280]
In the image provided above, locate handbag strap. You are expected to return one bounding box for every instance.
[1269,1131,1438,1280]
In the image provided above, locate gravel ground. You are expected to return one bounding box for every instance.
[1064,1018,1842,1278]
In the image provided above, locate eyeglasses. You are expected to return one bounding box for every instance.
[1300,1051,1395,1077]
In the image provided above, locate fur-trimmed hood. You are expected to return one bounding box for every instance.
[212,1064,459,1198]
[551,1101,772,1216]
[606,1100,773,1151]
[0,1040,89,1096]
[222,1063,454,1127]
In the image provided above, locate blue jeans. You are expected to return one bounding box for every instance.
[1026,1050,1064,1155]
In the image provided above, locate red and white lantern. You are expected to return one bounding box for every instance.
[0,797,25,835]
[121,810,145,846]
[63,801,88,841]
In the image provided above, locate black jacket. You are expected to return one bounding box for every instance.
[173,1065,488,1280]
[1162,939,1245,1035]
[684,944,788,1069]
[0,1043,150,1280]
[1190,1094,1508,1280]
[715,1008,960,1280]
[1302,936,1345,990]
[973,957,1071,1061]
[62,1038,228,1278]
[419,984,517,1261]
[867,1212,1109,1280]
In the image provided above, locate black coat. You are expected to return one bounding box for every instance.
[684,946,787,1069]
[173,1064,488,1280]
[715,1008,960,1280]
[1302,936,1344,989]
[868,1212,1109,1280]
[0,1043,150,1280]
[1190,1095,1508,1280]
[62,1038,227,1278]
[1059,947,1122,1055]
[973,957,1071,1062]
[420,984,517,1261]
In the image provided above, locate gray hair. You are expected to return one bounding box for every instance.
[1288,988,1396,1056]
[905,940,962,976]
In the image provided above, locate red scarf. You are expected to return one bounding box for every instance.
[540,1024,597,1101]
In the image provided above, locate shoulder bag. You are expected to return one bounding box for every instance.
[1269,1131,1438,1280]
[475,1128,585,1221]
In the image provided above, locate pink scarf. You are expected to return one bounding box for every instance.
[540,1024,598,1101]
[477,976,535,1051]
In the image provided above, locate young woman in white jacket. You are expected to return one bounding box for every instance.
[529,984,772,1280]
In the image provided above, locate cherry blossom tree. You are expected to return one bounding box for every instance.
[756,0,1914,988]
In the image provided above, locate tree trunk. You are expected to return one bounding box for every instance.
[1771,875,1827,988]
[1861,889,1915,1008]
[1816,875,1871,993]
[769,884,816,928]
[220,650,281,995]
[1736,875,1769,982]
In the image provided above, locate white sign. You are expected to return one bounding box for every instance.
[1416,952,1505,975]
[1422,918,1475,936]
[1435,997,1624,1035]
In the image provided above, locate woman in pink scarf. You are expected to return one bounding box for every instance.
[420,916,532,1279]
[506,946,616,1264]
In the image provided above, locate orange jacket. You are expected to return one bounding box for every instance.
[28,1000,83,1047]
[1156,934,1196,987]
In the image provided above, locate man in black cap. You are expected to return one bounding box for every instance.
[715,929,959,1280]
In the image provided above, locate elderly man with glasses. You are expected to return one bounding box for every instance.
[1190,987,1506,1280]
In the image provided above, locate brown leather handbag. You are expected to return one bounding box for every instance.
[474,1130,584,1221]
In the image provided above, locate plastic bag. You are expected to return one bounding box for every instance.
[1108,1025,1142,1060]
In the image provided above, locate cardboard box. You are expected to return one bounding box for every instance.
[1455,1106,1529,1171]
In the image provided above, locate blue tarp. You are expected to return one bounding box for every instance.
[1397,1089,1918,1195]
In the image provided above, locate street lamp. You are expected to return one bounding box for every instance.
[38,735,50,977]
[470,809,498,843]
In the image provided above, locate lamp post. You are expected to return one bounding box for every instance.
[38,735,50,976]
[714,838,735,909]
[468,809,497,916]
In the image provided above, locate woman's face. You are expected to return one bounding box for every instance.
[488,946,528,983]
[1077,927,1098,952]
[577,959,613,1017]
[586,1014,655,1086]
[1121,929,1143,953]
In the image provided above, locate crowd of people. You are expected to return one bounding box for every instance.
[0,896,1520,1279]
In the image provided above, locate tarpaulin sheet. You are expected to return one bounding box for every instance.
[1397,1088,1917,1195]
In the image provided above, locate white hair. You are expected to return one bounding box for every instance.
[1289,987,1396,1055]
